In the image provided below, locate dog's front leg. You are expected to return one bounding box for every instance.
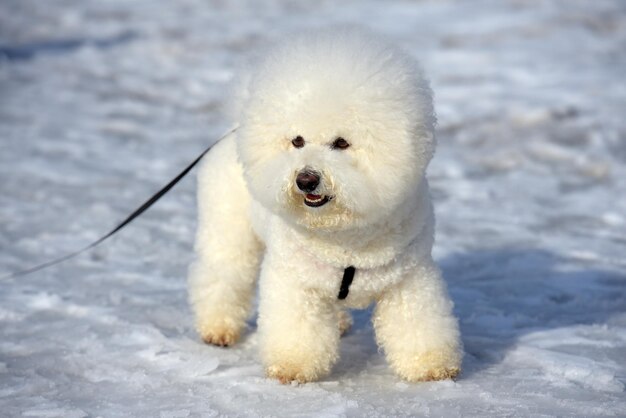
[373,258,462,382]
[187,146,264,347]
[258,252,340,384]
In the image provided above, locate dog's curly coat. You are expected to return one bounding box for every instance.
[188,28,462,383]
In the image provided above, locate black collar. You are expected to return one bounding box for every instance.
[338,266,356,299]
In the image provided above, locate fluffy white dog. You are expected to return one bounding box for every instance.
[188,28,462,383]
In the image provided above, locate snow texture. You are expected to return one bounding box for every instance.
[1,0,625,416]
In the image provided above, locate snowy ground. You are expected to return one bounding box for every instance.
[1,0,625,416]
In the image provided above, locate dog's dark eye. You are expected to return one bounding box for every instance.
[331,137,350,150]
[291,136,305,148]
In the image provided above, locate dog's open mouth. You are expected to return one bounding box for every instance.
[304,194,330,207]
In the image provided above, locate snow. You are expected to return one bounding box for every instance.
[1,0,625,416]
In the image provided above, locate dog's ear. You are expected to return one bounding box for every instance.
[410,72,437,171]
[416,130,437,172]
[225,67,253,126]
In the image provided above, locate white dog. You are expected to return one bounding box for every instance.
[188,28,462,383]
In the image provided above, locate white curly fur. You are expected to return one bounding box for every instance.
[188,27,462,383]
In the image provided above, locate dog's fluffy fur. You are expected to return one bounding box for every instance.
[188,28,462,383]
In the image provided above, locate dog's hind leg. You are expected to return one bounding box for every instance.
[373,258,462,381]
[338,309,353,336]
[188,136,263,347]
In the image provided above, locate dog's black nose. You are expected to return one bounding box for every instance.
[296,170,320,192]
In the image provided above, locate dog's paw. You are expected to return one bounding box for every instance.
[198,323,240,347]
[392,349,461,382]
[405,365,460,382]
[266,362,326,384]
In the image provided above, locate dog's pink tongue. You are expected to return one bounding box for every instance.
[306,194,321,199]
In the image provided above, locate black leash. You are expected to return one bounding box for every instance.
[1,127,237,280]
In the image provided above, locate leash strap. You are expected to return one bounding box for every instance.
[1,127,237,280]
[338,266,356,300]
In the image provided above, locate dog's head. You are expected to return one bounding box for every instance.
[236,28,436,231]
